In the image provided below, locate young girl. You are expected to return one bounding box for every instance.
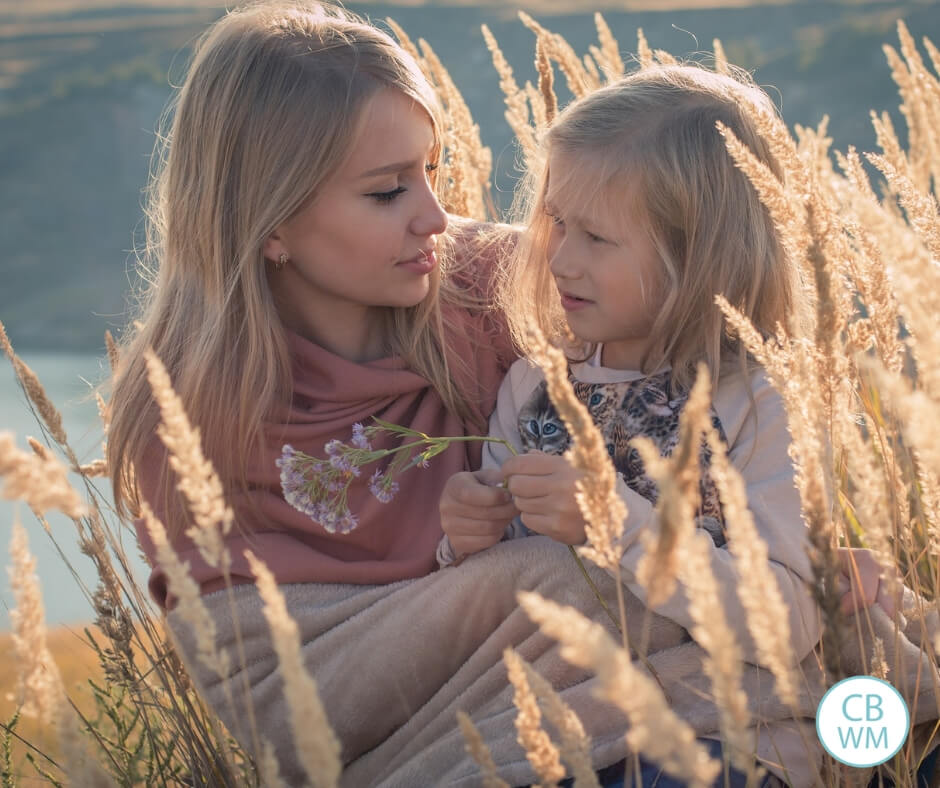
[439,65,824,786]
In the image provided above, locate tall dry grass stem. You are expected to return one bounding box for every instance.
[244,550,342,788]
[504,647,566,785]
[457,711,511,788]
[519,592,721,788]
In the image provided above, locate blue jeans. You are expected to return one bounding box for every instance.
[557,738,774,788]
[866,744,939,788]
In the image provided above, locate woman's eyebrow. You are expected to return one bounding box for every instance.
[357,160,419,179]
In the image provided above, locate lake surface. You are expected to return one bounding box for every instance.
[0,352,150,629]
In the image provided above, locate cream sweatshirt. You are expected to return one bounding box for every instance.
[439,351,825,786]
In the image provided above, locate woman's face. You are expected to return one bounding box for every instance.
[265,88,447,356]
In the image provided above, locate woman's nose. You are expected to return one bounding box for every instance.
[410,181,448,237]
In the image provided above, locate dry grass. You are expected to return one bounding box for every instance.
[2,10,940,788]
[0,626,106,775]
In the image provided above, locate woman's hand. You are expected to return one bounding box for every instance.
[439,469,519,558]
[500,451,588,545]
[836,547,899,619]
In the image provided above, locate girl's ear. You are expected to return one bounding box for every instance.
[262,231,287,264]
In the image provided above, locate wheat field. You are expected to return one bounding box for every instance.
[2,11,940,788]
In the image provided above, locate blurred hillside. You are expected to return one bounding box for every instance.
[1,0,938,352]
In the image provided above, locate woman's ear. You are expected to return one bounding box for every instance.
[263,231,287,264]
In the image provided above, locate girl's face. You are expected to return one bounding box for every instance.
[545,151,663,370]
[264,88,447,357]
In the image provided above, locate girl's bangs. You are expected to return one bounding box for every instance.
[545,148,644,243]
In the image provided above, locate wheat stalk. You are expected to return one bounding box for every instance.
[245,550,342,788]
[519,592,721,788]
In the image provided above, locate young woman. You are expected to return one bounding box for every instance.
[106,0,523,780]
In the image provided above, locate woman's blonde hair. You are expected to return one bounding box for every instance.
[108,0,476,531]
[502,64,804,390]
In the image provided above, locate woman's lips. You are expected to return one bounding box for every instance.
[396,249,436,274]
[559,292,593,311]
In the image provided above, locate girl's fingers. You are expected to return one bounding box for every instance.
[505,473,557,499]
[511,495,561,516]
[474,467,504,486]
[467,502,519,522]
[501,451,565,477]
[453,480,513,508]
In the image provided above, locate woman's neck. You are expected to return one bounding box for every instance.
[279,300,388,362]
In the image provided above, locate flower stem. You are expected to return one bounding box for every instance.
[568,545,622,634]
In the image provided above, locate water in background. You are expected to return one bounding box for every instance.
[0,352,150,629]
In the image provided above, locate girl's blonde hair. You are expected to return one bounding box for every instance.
[108,1,476,531]
[502,64,804,389]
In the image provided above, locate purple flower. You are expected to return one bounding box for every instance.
[368,469,399,504]
[351,423,372,450]
[324,439,343,456]
[328,453,351,472]
[336,511,359,534]
[276,444,298,469]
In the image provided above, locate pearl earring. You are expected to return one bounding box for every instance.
[275,252,288,271]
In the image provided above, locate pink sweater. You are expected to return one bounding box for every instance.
[136,223,516,609]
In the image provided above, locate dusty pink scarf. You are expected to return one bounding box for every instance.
[136,226,516,609]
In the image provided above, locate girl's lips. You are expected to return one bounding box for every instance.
[396,249,436,274]
[559,292,593,311]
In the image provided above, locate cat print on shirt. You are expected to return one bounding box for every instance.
[516,370,729,548]
[519,383,572,454]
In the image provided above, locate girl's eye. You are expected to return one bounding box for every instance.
[586,230,607,243]
[367,186,406,204]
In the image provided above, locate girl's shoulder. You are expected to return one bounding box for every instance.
[714,362,777,411]
[501,356,547,395]
[713,362,787,457]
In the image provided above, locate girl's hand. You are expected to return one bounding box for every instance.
[500,451,588,545]
[836,547,899,619]
[439,469,519,558]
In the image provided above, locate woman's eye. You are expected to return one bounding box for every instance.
[368,186,406,204]
[586,230,607,243]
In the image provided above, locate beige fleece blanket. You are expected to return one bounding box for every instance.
[167,536,940,787]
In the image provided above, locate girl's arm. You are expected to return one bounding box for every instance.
[502,368,822,667]
[611,369,822,665]
[436,359,534,567]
